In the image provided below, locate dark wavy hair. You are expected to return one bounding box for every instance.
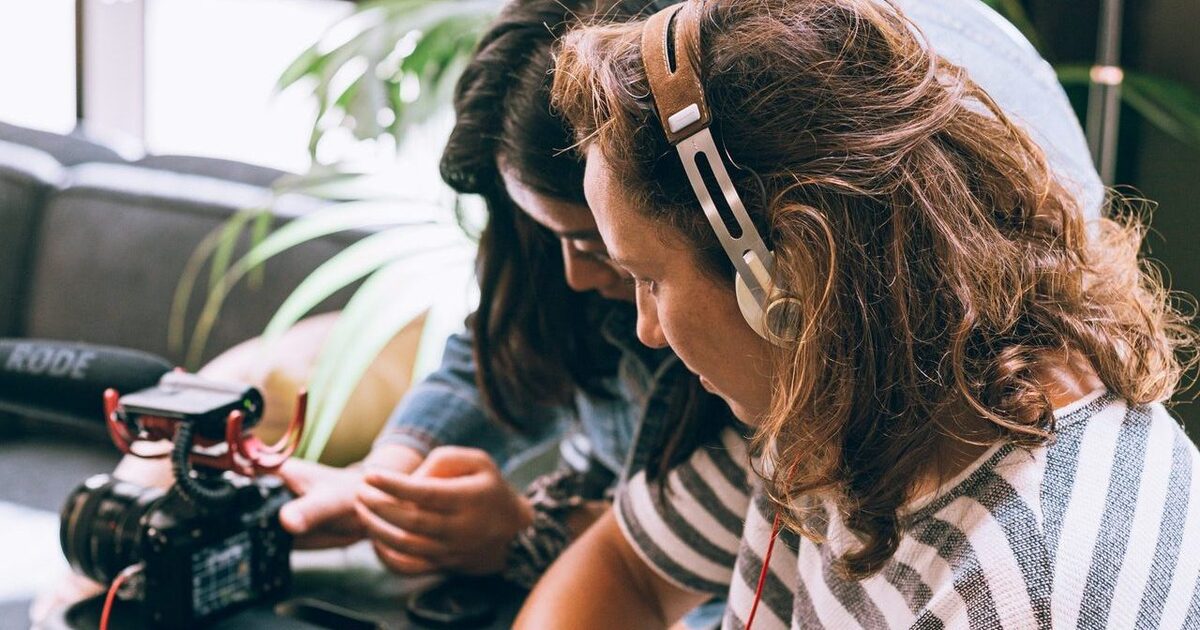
[554,0,1199,576]
[440,0,609,431]
[440,0,730,474]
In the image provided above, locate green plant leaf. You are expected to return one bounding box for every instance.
[277,41,328,92]
[391,12,486,129]
[208,207,263,293]
[411,264,478,381]
[168,207,262,362]
[347,54,389,141]
[1055,64,1090,85]
[272,169,377,201]
[1123,73,1200,152]
[287,175,410,201]
[280,8,390,110]
[184,201,446,366]
[1057,65,1200,152]
[298,248,474,460]
[248,209,274,291]
[281,0,497,151]
[260,224,470,344]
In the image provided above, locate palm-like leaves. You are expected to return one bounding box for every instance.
[171,2,503,463]
[277,0,499,155]
[1056,65,1200,152]
[980,0,1200,154]
[169,185,477,462]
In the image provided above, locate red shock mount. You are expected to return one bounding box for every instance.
[101,387,306,477]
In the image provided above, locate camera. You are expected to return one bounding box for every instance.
[56,370,306,628]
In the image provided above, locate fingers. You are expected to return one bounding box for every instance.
[362,447,501,511]
[363,469,472,512]
[278,456,340,496]
[290,532,365,551]
[363,443,425,475]
[278,501,308,534]
[352,447,521,576]
[357,484,454,537]
[356,501,453,560]
[371,540,439,575]
[277,458,328,494]
[414,446,495,479]
[279,489,361,537]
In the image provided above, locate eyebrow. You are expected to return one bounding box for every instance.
[554,228,603,240]
[606,254,639,270]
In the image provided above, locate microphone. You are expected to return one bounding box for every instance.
[0,339,173,426]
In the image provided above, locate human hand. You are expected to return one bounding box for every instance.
[278,443,423,549]
[356,446,534,575]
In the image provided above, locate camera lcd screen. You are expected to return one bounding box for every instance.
[191,531,254,617]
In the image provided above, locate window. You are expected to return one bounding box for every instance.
[144,0,353,172]
[0,0,77,133]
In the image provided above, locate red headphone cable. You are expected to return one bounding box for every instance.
[745,512,783,630]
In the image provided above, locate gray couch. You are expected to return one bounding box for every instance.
[0,122,374,628]
[0,122,360,369]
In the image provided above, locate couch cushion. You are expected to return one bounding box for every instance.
[135,154,290,189]
[0,121,125,167]
[0,141,64,337]
[22,162,360,366]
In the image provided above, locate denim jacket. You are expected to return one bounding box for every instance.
[373,304,679,480]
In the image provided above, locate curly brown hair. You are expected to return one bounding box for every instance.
[552,0,1199,578]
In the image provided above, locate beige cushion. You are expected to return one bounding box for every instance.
[199,311,425,466]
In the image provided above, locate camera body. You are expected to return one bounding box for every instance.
[55,370,306,628]
[61,472,293,627]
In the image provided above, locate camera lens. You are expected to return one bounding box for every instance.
[60,474,166,583]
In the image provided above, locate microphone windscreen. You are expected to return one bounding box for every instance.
[0,339,173,426]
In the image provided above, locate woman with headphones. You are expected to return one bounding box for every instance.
[516,0,1200,627]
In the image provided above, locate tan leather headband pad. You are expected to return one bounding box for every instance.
[640,1,712,145]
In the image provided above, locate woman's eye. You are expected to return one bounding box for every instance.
[568,239,611,263]
[618,269,656,293]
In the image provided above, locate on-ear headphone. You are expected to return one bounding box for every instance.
[639,0,801,347]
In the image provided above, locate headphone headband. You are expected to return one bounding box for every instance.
[640,2,710,145]
[640,2,774,302]
[639,1,801,346]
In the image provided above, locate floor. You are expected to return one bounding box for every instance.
[0,423,121,630]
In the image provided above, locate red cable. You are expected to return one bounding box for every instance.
[99,571,129,630]
[745,512,783,630]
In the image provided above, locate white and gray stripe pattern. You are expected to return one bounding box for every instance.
[616,393,1200,628]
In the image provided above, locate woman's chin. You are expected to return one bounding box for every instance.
[700,377,760,425]
[729,403,762,426]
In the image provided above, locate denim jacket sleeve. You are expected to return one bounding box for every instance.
[371,328,566,470]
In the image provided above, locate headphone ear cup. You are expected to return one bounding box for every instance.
[736,272,803,347]
[735,272,769,341]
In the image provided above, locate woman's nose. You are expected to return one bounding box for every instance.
[635,293,668,349]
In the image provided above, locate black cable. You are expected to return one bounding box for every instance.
[171,421,235,505]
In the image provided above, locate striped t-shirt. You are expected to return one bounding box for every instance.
[615,391,1200,628]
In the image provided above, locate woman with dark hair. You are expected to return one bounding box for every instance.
[278,2,733,618]
[517,0,1200,627]
[279,2,735,625]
